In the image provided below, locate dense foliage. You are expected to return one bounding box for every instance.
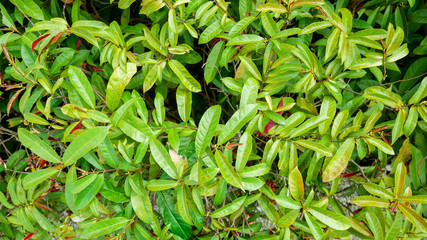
[0,0,427,239]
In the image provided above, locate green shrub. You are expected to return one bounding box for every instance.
[0,0,426,239]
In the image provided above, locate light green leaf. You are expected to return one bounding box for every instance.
[322,138,355,182]
[176,84,192,122]
[71,174,98,194]
[366,211,384,240]
[211,196,246,218]
[199,20,222,44]
[23,113,49,125]
[362,183,395,200]
[23,168,58,190]
[12,0,44,20]
[296,140,332,157]
[18,128,61,164]
[256,3,287,13]
[75,174,104,210]
[80,217,129,239]
[308,207,351,230]
[131,190,152,224]
[365,137,395,155]
[195,105,221,157]
[289,167,304,201]
[229,16,256,38]
[239,56,262,81]
[275,195,301,210]
[397,204,427,232]
[149,138,178,179]
[288,115,329,138]
[392,108,407,144]
[70,27,99,49]
[351,196,390,208]
[147,180,178,191]
[68,66,96,109]
[305,212,323,240]
[215,150,244,189]
[106,63,137,111]
[204,41,224,84]
[301,21,333,35]
[118,115,154,142]
[217,104,258,145]
[63,126,110,166]
[227,34,264,46]
[235,132,253,172]
[394,162,406,197]
[168,59,202,92]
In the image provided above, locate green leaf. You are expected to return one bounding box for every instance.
[363,86,403,109]
[351,196,390,208]
[147,180,178,191]
[0,191,14,209]
[18,128,61,164]
[301,21,333,35]
[261,12,279,37]
[235,132,253,172]
[349,58,382,70]
[106,63,137,111]
[23,168,58,190]
[289,167,304,201]
[17,207,34,232]
[70,27,99,49]
[68,66,96,109]
[400,195,427,204]
[308,207,351,230]
[131,189,153,224]
[12,0,44,20]
[168,8,178,34]
[239,163,269,178]
[392,108,406,144]
[71,174,98,194]
[195,105,221,157]
[80,217,129,239]
[365,137,395,155]
[227,34,264,46]
[217,104,258,145]
[256,3,287,13]
[204,41,224,84]
[323,138,355,182]
[176,84,192,122]
[394,162,406,197]
[111,98,139,126]
[199,20,222,44]
[366,211,384,240]
[288,115,329,138]
[143,28,167,56]
[149,138,178,179]
[74,174,104,210]
[177,184,192,224]
[63,127,109,166]
[215,150,244,189]
[295,140,332,157]
[304,212,323,240]
[30,206,56,232]
[168,59,202,92]
[239,56,262,81]
[157,191,193,239]
[362,183,395,200]
[118,0,136,9]
[385,211,402,240]
[397,204,427,232]
[408,77,427,105]
[211,195,246,218]
[403,107,418,137]
[240,77,259,108]
[118,115,154,142]
[275,195,301,210]
[229,16,256,38]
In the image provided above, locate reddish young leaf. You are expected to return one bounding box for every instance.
[70,122,82,134]
[24,232,37,240]
[32,34,50,54]
[7,88,25,116]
